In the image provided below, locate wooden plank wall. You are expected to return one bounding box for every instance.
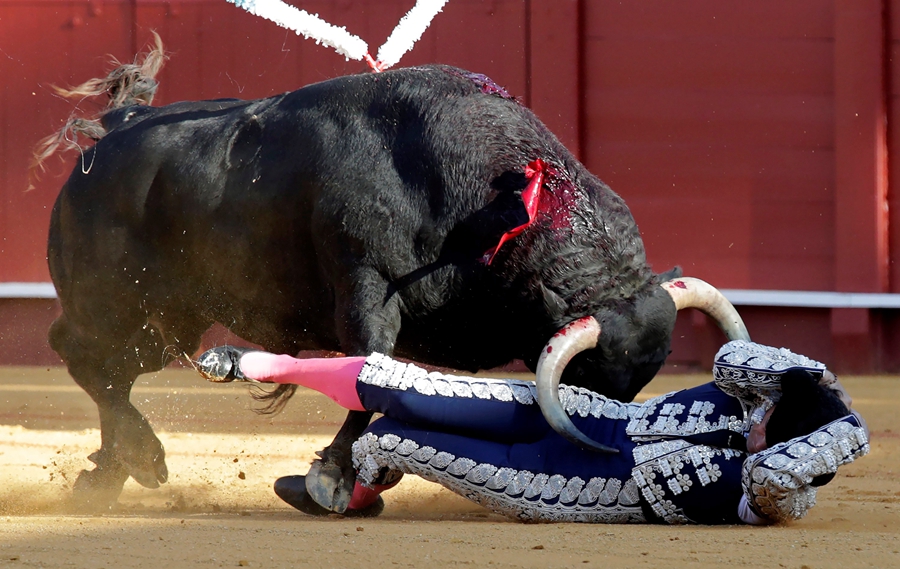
[0,0,898,371]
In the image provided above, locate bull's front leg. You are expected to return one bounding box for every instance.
[304,409,374,513]
[303,268,402,513]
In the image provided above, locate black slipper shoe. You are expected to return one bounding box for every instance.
[195,346,260,382]
[273,475,384,518]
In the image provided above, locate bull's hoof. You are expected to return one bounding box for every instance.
[304,460,355,513]
[116,440,169,489]
[113,414,170,488]
[70,465,129,512]
[273,475,383,518]
[195,346,260,383]
[124,461,166,489]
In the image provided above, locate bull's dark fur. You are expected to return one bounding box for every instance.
[47,64,680,504]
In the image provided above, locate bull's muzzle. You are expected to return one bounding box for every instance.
[534,276,750,453]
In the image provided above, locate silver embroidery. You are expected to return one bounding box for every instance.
[357,354,640,423]
[627,394,744,440]
[696,468,710,486]
[506,471,534,496]
[413,376,436,396]
[379,433,401,451]
[559,477,585,504]
[451,381,473,398]
[352,432,645,523]
[389,363,407,389]
[490,383,514,402]
[632,439,692,464]
[362,455,380,475]
[540,475,566,500]
[511,385,534,405]
[357,353,540,405]
[786,441,814,459]
[712,341,826,412]
[599,478,623,506]
[472,383,492,400]
[575,392,592,417]
[631,442,740,524]
[447,457,476,477]
[430,452,454,469]
[411,445,436,462]
[577,477,606,505]
[741,414,869,523]
[524,474,549,499]
[431,377,454,397]
[486,468,516,490]
[465,463,497,484]
[394,438,418,456]
[619,479,641,506]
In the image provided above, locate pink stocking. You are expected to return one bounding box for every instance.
[238,353,367,411]
[347,477,403,510]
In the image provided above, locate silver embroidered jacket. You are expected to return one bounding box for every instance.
[624,381,748,523]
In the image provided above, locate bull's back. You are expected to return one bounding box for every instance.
[49,65,583,354]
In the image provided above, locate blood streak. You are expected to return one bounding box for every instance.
[539,176,576,232]
[459,71,513,99]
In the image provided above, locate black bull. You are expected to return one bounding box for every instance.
[48,64,708,510]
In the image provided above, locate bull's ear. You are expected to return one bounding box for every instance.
[658,266,683,281]
[539,282,567,322]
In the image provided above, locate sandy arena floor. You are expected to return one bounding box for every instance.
[0,366,897,568]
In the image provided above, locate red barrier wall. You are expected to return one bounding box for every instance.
[1,0,898,371]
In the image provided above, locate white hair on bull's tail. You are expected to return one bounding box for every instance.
[226,0,369,61]
[375,0,449,70]
[30,32,166,181]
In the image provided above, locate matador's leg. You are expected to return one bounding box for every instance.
[349,415,645,523]
[197,349,554,443]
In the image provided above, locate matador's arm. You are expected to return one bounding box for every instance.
[741,413,869,523]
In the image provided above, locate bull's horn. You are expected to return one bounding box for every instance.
[534,316,619,453]
[660,277,750,341]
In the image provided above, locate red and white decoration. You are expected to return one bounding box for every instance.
[226,0,448,72]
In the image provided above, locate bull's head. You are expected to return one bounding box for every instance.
[535,277,749,453]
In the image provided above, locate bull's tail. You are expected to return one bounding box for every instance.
[31,32,166,177]
[250,384,299,415]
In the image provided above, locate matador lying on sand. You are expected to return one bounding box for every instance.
[196,340,868,524]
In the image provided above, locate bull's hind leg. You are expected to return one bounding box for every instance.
[49,312,205,508]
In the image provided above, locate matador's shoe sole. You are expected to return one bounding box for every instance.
[273,475,384,518]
